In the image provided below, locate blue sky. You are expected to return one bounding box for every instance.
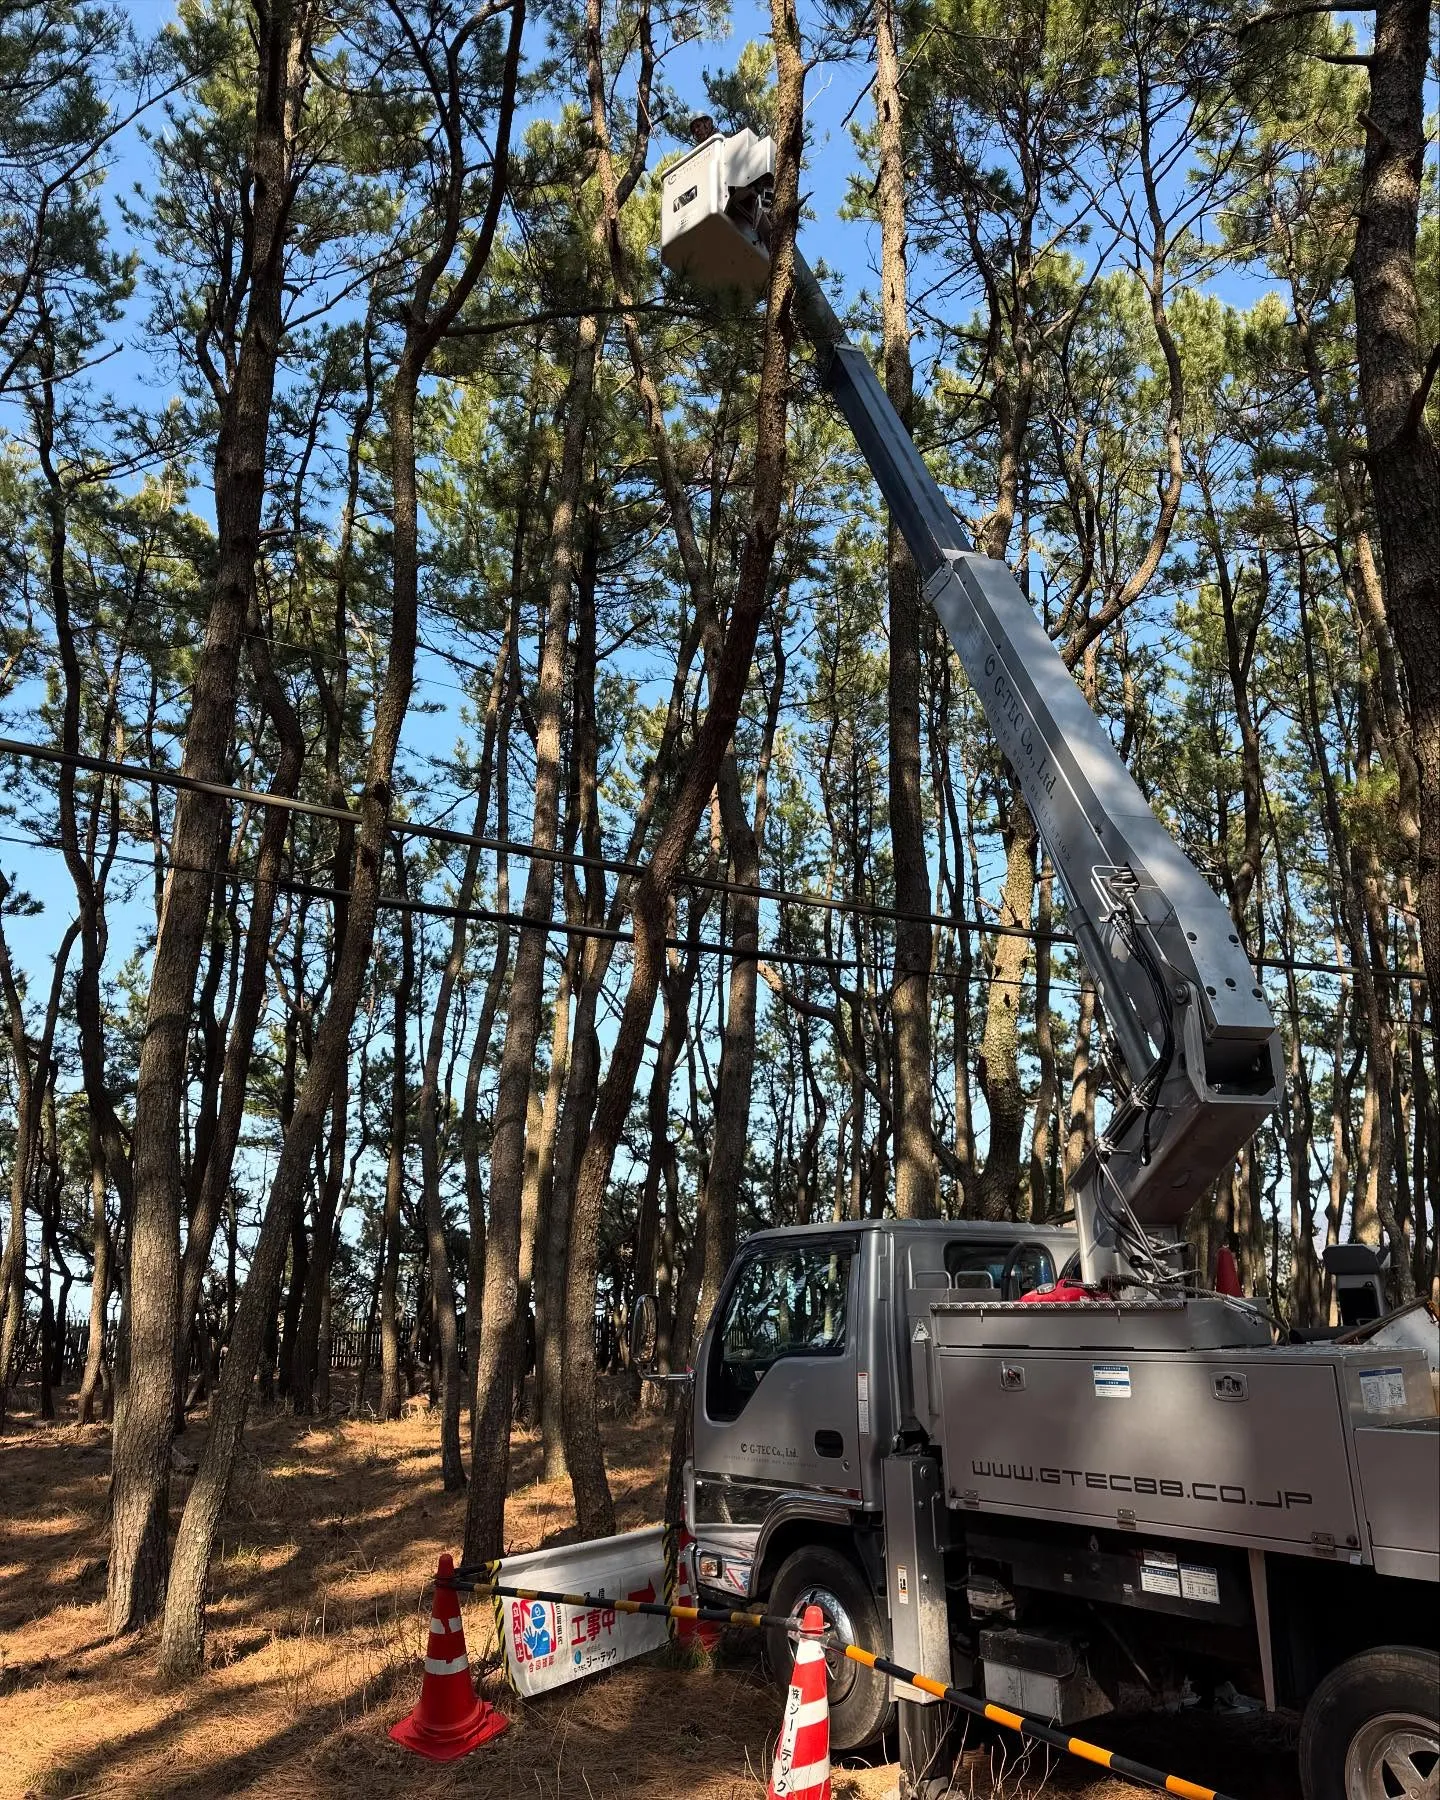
[11,0,1418,1307]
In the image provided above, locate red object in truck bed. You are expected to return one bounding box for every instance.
[1018,1278,1099,1304]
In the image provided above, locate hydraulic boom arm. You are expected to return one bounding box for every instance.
[660,131,1283,1285]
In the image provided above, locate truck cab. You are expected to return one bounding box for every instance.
[685,1218,1073,1748]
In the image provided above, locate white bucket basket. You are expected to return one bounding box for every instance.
[659,129,775,294]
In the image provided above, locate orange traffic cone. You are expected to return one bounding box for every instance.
[768,1603,831,1800]
[675,1528,722,1654]
[390,1553,508,1761]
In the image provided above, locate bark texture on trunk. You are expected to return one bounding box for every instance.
[1350,0,1440,1032]
[108,0,312,1634]
[874,0,936,1221]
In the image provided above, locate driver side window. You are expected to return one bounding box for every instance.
[709,1243,853,1422]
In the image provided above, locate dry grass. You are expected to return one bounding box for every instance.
[0,1385,1300,1800]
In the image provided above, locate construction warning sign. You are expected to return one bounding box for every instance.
[496,1527,670,1697]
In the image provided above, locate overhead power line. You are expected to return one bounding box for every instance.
[0,735,1420,985]
[0,830,1081,991]
[0,732,1056,942]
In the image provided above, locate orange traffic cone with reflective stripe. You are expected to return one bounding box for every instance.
[390,1553,508,1761]
[768,1603,831,1800]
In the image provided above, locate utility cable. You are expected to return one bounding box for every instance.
[0,733,1417,983]
[0,830,1082,990]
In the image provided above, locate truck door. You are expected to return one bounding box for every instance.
[695,1238,861,1498]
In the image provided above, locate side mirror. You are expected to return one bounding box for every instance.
[629,1294,693,1388]
[630,1294,658,1371]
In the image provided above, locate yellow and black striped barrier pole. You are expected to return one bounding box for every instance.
[443,1567,1240,1800]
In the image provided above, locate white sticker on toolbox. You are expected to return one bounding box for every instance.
[1358,1366,1407,1413]
[1179,1563,1221,1605]
[857,1369,871,1436]
[1139,1550,1181,1598]
[1093,1362,1132,1398]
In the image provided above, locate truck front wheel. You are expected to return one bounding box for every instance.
[1298,1645,1439,1800]
[766,1545,895,1755]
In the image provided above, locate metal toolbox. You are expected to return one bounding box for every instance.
[936,1341,1434,1559]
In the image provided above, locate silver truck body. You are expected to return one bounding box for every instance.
[690,1222,1439,1603]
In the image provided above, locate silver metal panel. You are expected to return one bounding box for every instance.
[927,1294,1273,1352]
[1354,1422,1440,1579]
[937,1346,1363,1552]
[921,550,1282,1253]
[928,558,1271,1051]
[1334,1350,1437,1423]
[982,1660,1111,1725]
[882,1455,949,1705]
[1248,1549,1276,1711]
[859,1231,893,1509]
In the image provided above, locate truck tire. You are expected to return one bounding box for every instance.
[766,1545,894,1755]
[1298,1644,1439,1800]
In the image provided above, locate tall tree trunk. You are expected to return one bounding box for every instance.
[0,883,36,1427]
[0,889,76,1427]
[464,863,513,1435]
[36,320,134,1242]
[380,853,416,1421]
[564,0,806,1538]
[157,4,524,1668]
[1296,536,1413,1298]
[1065,980,1096,1190]
[291,1072,348,1413]
[520,931,572,1424]
[414,609,514,1475]
[874,0,936,1220]
[1350,0,1440,1023]
[77,1123,112,1425]
[177,615,305,1400]
[109,0,313,1634]
[464,308,598,1561]
[973,790,1037,1219]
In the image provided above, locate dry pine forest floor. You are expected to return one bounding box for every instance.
[0,1386,1303,1799]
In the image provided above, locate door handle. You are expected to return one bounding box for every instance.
[814,1429,844,1459]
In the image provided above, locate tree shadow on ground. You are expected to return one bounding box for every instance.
[0,1393,1302,1799]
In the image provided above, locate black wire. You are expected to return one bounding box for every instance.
[0,734,1422,984]
[0,732,1058,948]
[0,830,1088,990]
